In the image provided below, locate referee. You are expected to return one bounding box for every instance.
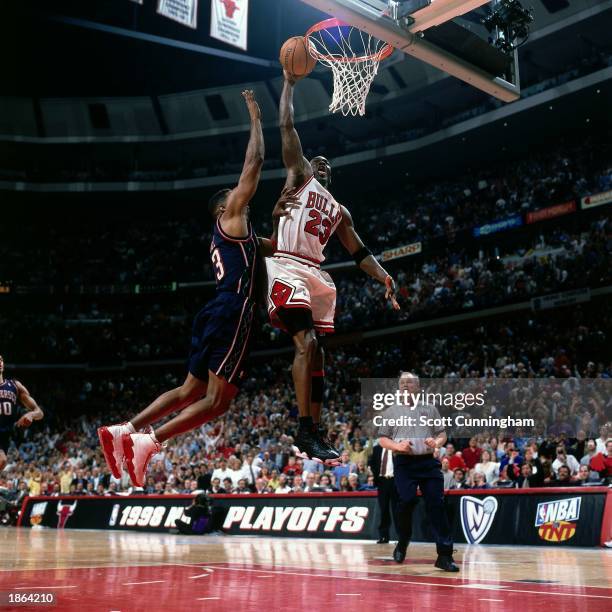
[377,372,459,572]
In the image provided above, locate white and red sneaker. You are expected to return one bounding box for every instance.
[98,423,134,479]
[122,432,161,487]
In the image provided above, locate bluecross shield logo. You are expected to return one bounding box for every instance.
[460,496,498,544]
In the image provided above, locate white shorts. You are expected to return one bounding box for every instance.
[266,254,336,334]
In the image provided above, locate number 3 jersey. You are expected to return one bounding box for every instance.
[187,218,258,386]
[0,380,19,432]
[267,176,342,335]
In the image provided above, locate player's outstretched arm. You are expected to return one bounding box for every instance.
[14,381,44,428]
[280,72,312,187]
[224,90,265,223]
[336,205,400,310]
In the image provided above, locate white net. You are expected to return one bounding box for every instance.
[306,21,392,117]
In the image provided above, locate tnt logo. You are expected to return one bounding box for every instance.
[535,497,581,543]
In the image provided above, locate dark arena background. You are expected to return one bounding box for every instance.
[0,1,611,611]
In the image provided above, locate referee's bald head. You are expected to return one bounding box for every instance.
[399,371,420,392]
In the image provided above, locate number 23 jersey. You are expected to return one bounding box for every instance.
[276,175,342,264]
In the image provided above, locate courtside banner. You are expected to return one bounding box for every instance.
[210,0,249,50]
[215,493,374,538]
[581,189,612,210]
[18,495,192,532]
[18,489,608,546]
[157,0,199,29]
[526,200,576,224]
[381,242,422,262]
[441,488,606,547]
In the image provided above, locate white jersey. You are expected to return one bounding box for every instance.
[276,175,343,264]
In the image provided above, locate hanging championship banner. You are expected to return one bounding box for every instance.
[157,0,199,29]
[210,0,249,50]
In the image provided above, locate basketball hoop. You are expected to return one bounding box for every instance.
[305,18,393,117]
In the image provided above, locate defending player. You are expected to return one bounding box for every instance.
[98,90,274,487]
[267,71,400,464]
[0,354,44,471]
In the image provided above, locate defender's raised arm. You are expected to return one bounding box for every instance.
[224,90,264,218]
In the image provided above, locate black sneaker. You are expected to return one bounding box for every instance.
[293,430,340,465]
[393,541,408,563]
[434,554,460,572]
[316,428,341,463]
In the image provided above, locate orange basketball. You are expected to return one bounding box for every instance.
[280,36,317,79]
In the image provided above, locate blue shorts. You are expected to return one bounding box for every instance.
[188,292,255,386]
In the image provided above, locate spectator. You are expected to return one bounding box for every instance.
[462,438,482,470]
[275,474,292,494]
[471,472,489,489]
[473,450,500,485]
[552,446,580,476]
[589,439,612,482]
[253,478,269,494]
[448,468,468,490]
[575,464,604,486]
[441,457,454,490]
[211,459,231,484]
[495,466,515,488]
[332,451,355,481]
[209,477,225,494]
[553,465,575,486]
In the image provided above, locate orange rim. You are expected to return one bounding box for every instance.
[305,18,394,64]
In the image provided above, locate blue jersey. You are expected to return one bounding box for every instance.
[211,218,258,300]
[0,380,19,432]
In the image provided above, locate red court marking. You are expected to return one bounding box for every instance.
[0,562,609,611]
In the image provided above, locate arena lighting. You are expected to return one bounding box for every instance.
[482,0,534,53]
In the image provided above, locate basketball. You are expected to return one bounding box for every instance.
[280,36,317,79]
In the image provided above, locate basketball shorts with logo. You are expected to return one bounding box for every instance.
[189,292,254,386]
[266,255,336,334]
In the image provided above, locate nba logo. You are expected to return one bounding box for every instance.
[460,496,498,545]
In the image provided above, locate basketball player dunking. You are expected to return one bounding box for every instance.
[267,72,401,464]
[0,354,44,472]
[98,90,287,487]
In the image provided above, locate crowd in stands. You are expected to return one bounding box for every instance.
[1,304,610,509]
[2,213,610,362]
[2,141,610,288]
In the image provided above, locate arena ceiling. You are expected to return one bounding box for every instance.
[4,0,609,98]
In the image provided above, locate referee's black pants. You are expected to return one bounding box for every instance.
[393,455,453,556]
[376,477,399,540]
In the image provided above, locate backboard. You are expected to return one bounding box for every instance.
[298,0,521,102]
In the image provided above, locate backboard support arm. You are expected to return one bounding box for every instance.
[298,0,520,102]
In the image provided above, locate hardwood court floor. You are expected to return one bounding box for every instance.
[0,529,610,611]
